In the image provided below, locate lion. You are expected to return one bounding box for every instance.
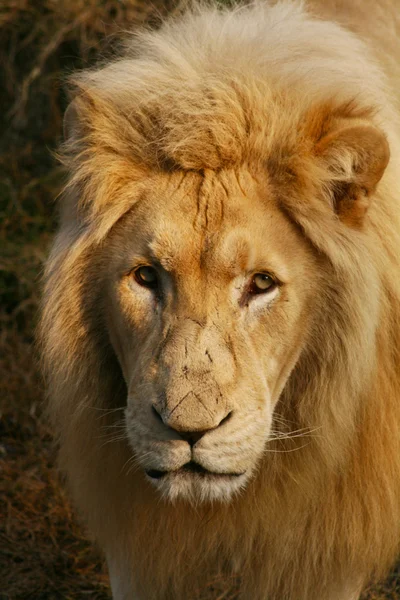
[40,1,400,599]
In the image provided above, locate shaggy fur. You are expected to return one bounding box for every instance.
[40,1,400,599]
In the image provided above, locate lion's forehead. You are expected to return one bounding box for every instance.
[131,167,297,281]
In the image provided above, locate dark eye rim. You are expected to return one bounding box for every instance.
[132,265,159,290]
[247,272,279,295]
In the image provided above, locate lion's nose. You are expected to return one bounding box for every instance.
[152,405,232,447]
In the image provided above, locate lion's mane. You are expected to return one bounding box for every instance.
[40,2,400,598]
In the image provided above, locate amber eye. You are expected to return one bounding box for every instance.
[134,266,159,289]
[249,273,277,294]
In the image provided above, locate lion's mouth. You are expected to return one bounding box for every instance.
[145,461,245,480]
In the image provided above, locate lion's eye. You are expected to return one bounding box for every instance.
[134,266,159,289]
[249,273,277,294]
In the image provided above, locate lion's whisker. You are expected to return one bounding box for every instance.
[263,441,313,454]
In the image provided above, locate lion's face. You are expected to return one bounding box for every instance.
[105,166,318,502]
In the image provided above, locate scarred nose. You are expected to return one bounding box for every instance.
[152,404,232,446]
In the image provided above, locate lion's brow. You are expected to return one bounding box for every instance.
[148,230,252,277]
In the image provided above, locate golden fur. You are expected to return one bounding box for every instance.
[40,1,400,599]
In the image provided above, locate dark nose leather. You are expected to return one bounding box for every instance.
[152,405,232,446]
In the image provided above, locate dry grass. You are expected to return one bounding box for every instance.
[0,1,399,598]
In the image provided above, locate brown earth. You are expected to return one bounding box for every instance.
[0,1,399,598]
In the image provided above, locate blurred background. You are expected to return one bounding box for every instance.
[0,1,399,598]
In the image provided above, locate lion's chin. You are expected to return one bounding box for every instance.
[144,461,249,503]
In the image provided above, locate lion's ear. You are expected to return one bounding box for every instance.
[315,125,389,227]
[59,90,148,241]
